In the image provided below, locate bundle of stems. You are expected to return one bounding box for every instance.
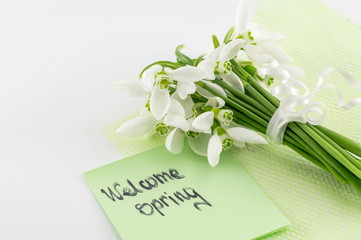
[117,1,361,193]
[115,0,361,194]
[192,57,361,193]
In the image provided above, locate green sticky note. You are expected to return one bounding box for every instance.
[84,144,290,240]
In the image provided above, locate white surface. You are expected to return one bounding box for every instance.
[0,0,359,239]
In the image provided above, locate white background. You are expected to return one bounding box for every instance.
[0,0,359,239]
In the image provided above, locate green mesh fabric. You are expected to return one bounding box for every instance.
[103,0,361,238]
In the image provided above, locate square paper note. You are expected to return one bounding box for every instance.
[84,144,290,240]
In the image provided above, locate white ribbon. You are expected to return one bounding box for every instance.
[258,67,309,98]
[266,95,326,144]
[266,67,361,144]
[315,68,361,110]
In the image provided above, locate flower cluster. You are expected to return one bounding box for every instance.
[115,46,268,166]
[113,0,305,166]
[113,0,361,194]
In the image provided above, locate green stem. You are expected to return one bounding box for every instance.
[285,130,328,171]
[139,61,183,78]
[244,84,278,113]
[198,60,361,192]
[247,75,280,108]
[232,115,263,132]
[231,61,361,184]
[297,123,361,180]
[300,124,361,177]
[315,125,361,158]
[227,100,328,171]
[213,78,329,172]
[227,95,270,121]
[283,139,329,171]
[229,63,278,113]
[233,115,328,171]
[241,62,361,161]
[199,83,269,127]
[288,123,348,184]
[214,78,273,116]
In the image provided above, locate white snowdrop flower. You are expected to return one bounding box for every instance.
[141,65,207,120]
[207,126,267,167]
[115,108,158,138]
[164,96,213,155]
[233,0,294,68]
[114,80,148,97]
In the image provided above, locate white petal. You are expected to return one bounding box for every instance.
[168,98,185,117]
[115,112,156,137]
[192,112,214,132]
[114,81,148,97]
[260,43,292,64]
[197,59,216,80]
[220,72,244,93]
[271,84,299,99]
[139,107,151,116]
[196,80,227,99]
[165,128,185,154]
[243,44,275,64]
[150,87,170,120]
[257,67,291,79]
[192,127,212,135]
[168,66,206,82]
[233,141,246,148]
[282,65,305,79]
[189,117,212,133]
[218,39,245,61]
[226,127,267,144]
[164,114,189,132]
[207,134,223,167]
[205,81,228,98]
[182,97,195,118]
[208,45,223,61]
[176,82,196,100]
[188,133,211,157]
[235,0,252,35]
[141,65,162,90]
[205,97,225,108]
[196,85,214,99]
[251,24,286,42]
[172,94,194,118]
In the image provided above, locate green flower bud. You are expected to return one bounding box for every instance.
[247,31,254,41]
[235,31,254,42]
[155,123,169,136]
[186,131,200,139]
[145,100,151,111]
[264,76,275,86]
[192,102,206,116]
[155,71,172,90]
[213,109,233,125]
[214,60,232,74]
[215,127,234,150]
[220,110,233,125]
[222,138,234,150]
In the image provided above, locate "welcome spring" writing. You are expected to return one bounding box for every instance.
[100,168,212,216]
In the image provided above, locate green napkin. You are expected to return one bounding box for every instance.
[104,0,361,238]
[84,144,290,240]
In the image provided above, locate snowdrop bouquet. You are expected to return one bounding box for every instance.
[115,0,361,193]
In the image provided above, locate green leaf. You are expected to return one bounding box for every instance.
[243,65,257,76]
[175,45,194,66]
[139,61,183,78]
[193,53,206,66]
[212,35,220,48]
[223,26,235,43]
